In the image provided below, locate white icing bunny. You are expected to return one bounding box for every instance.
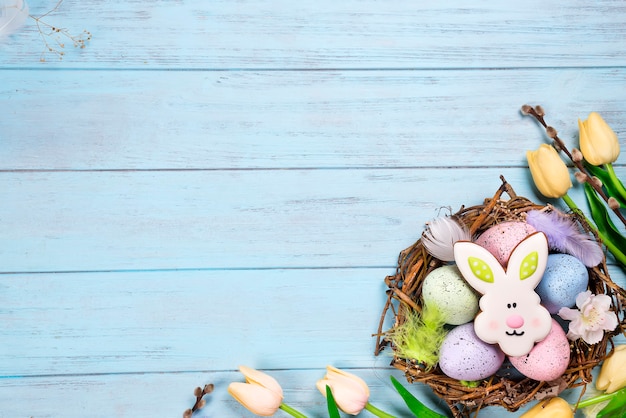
[453,232,552,357]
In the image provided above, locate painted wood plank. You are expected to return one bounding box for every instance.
[3,167,625,273]
[1,267,623,416]
[1,68,625,170]
[0,268,398,376]
[2,0,626,69]
[0,368,478,417]
[0,364,618,417]
[2,267,623,377]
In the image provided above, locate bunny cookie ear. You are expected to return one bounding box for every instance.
[506,232,549,289]
[454,240,504,295]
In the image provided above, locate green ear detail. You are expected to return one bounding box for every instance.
[468,257,494,283]
[519,251,538,280]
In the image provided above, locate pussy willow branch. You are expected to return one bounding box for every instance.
[523,105,626,228]
[183,383,214,418]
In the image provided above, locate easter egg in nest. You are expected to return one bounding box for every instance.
[421,265,479,325]
[509,319,570,382]
[475,221,537,266]
[535,253,589,314]
[438,322,505,381]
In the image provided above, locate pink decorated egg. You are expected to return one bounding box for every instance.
[509,319,570,381]
[438,323,505,381]
[475,222,536,266]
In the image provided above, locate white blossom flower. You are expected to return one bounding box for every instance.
[558,290,618,344]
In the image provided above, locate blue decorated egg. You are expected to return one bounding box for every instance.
[535,253,589,314]
[438,323,505,381]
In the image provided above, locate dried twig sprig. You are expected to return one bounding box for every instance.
[28,0,92,62]
[522,104,626,228]
[183,383,214,418]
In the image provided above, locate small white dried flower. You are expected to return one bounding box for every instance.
[608,197,621,210]
[422,216,471,261]
[521,104,533,115]
[534,105,545,116]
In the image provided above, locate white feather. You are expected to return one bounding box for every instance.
[0,0,29,39]
[422,216,471,261]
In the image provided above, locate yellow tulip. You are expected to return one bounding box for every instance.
[597,345,626,393]
[578,112,620,166]
[520,397,573,418]
[317,365,370,415]
[526,144,573,198]
[228,366,284,416]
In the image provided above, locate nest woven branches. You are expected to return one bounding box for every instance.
[375,176,626,418]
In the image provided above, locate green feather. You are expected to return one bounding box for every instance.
[390,303,447,370]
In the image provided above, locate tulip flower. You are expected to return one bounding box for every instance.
[228,366,306,417]
[526,144,573,198]
[520,397,574,418]
[597,345,626,394]
[522,105,626,269]
[578,112,620,166]
[317,366,394,417]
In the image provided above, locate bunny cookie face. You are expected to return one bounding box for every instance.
[454,232,552,357]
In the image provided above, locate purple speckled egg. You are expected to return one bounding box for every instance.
[535,253,589,314]
[509,319,570,381]
[438,323,505,381]
[475,222,536,266]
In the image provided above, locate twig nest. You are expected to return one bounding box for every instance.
[375,178,626,418]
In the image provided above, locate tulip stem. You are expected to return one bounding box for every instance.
[606,163,626,203]
[279,403,308,418]
[576,391,619,409]
[562,194,626,266]
[364,402,397,418]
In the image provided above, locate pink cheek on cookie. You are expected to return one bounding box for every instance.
[531,317,543,328]
[489,320,500,331]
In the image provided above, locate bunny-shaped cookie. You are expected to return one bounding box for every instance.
[453,232,552,357]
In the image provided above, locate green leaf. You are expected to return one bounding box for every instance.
[585,163,626,207]
[583,182,626,263]
[598,387,626,418]
[326,385,341,418]
[390,375,448,418]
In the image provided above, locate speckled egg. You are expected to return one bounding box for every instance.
[422,265,479,325]
[475,222,537,266]
[509,319,570,381]
[438,323,505,381]
[535,253,589,314]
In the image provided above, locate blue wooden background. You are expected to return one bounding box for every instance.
[1,1,625,417]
